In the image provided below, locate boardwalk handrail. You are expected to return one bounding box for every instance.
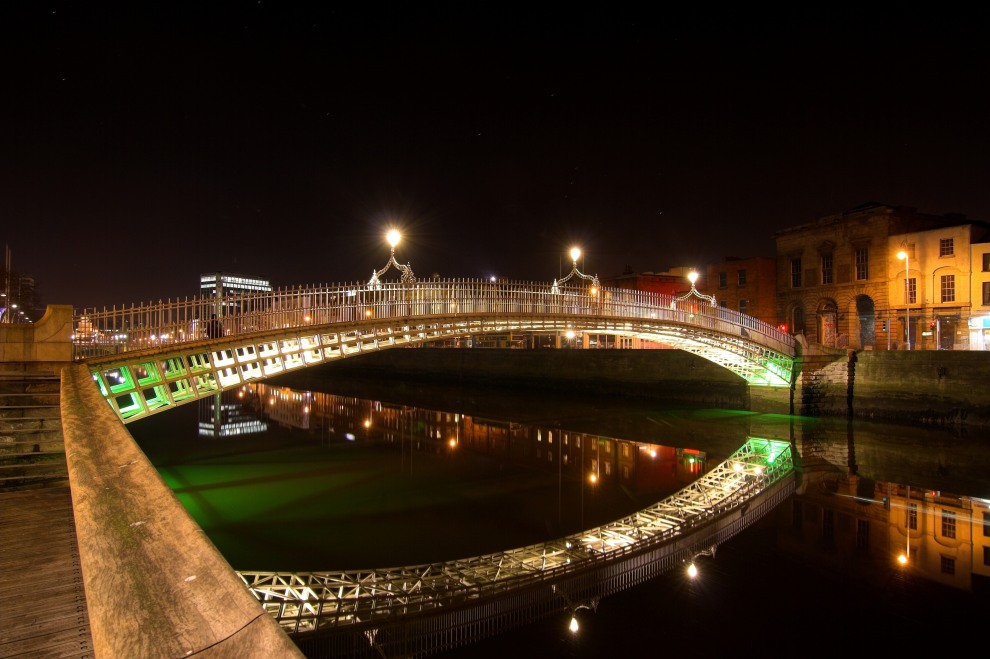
[238,437,794,639]
[72,278,795,360]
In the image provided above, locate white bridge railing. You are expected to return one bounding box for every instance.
[72,279,794,360]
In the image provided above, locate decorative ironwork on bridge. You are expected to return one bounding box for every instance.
[368,230,416,289]
[551,246,600,295]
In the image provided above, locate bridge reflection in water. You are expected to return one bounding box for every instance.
[240,438,792,639]
[134,379,990,659]
[159,384,795,657]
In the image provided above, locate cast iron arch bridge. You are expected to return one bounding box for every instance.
[73,278,796,425]
[67,268,797,657]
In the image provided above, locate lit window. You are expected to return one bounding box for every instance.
[855,247,869,280]
[907,278,917,304]
[941,509,956,539]
[939,238,954,256]
[941,275,956,303]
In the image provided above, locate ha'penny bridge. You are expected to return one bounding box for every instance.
[5,242,799,658]
[72,245,794,425]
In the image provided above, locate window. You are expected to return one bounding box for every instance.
[739,299,748,315]
[940,556,956,576]
[984,546,990,567]
[907,503,918,530]
[791,258,802,288]
[854,247,869,280]
[984,253,990,272]
[941,509,956,539]
[907,278,916,304]
[737,269,747,286]
[821,254,833,285]
[939,238,954,256]
[718,272,727,289]
[856,519,869,549]
[822,509,834,543]
[983,282,990,306]
[984,511,989,537]
[941,275,956,303]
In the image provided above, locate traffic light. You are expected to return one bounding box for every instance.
[930,320,936,330]
[778,323,788,333]
[881,319,888,332]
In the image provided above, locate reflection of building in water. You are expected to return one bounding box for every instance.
[261,386,313,430]
[776,473,990,593]
[252,384,710,499]
[197,387,267,438]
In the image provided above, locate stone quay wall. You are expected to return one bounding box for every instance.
[313,347,990,429]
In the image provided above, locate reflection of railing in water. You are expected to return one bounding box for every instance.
[237,437,794,655]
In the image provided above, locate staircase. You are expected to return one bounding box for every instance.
[0,367,66,492]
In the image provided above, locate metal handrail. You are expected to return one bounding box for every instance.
[71,279,795,361]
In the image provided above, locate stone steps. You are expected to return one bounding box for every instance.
[0,370,67,492]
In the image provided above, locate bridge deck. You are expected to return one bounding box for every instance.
[0,488,94,659]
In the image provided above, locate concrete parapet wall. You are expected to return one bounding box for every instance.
[0,305,73,363]
[60,364,303,659]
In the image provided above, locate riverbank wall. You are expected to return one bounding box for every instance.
[300,347,990,429]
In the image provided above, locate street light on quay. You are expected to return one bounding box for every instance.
[897,249,911,350]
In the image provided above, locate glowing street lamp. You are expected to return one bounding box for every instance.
[368,229,416,289]
[673,270,717,307]
[897,249,910,350]
[551,246,600,294]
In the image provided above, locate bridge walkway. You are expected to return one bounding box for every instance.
[0,487,94,658]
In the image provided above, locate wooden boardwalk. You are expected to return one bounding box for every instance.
[0,488,94,659]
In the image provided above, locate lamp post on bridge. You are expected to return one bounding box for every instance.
[672,270,717,308]
[551,247,600,295]
[551,247,601,348]
[368,229,416,290]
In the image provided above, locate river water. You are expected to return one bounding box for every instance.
[128,369,990,658]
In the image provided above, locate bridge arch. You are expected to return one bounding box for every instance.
[72,280,796,424]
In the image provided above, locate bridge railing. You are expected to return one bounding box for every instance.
[71,279,793,360]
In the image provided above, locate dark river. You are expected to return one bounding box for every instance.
[128,368,990,658]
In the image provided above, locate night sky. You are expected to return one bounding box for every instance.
[4,4,989,311]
